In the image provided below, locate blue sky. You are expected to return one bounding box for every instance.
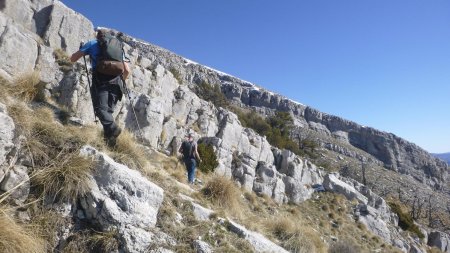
[61,0,450,153]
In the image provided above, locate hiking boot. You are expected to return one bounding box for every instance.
[105,127,122,148]
[106,137,117,148]
[111,126,122,138]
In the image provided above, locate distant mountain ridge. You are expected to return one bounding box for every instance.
[433,153,450,164]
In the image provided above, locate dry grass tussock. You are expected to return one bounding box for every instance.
[60,229,119,253]
[88,229,120,252]
[201,176,242,211]
[53,48,73,73]
[266,216,327,253]
[32,154,94,202]
[61,232,90,253]
[29,204,67,250]
[328,240,361,253]
[6,103,103,203]
[4,72,45,102]
[110,130,148,171]
[0,208,46,253]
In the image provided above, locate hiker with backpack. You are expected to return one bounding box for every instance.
[178,133,202,184]
[70,29,130,146]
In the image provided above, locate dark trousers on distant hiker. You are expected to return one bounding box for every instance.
[91,73,123,140]
[184,158,197,184]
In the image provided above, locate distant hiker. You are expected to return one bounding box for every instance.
[70,29,130,146]
[178,133,202,184]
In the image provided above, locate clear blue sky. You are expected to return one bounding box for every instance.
[61,0,450,153]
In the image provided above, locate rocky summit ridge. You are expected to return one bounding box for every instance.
[0,1,449,253]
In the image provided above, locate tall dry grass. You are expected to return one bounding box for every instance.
[30,207,66,250]
[0,208,46,253]
[201,176,242,210]
[5,72,44,102]
[88,229,120,252]
[110,130,148,171]
[32,154,94,203]
[6,103,100,204]
[53,49,73,73]
[328,240,361,253]
[266,216,327,253]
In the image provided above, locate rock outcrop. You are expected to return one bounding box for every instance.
[122,29,449,189]
[79,146,164,253]
[0,103,15,168]
[428,231,450,253]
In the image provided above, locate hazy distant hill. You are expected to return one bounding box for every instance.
[433,153,450,164]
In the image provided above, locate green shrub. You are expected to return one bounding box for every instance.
[197,143,219,173]
[195,82,229,108]
[232,108,318,159]
[169,67,183,84]
[388,202,425,239]
[194,84,319,159]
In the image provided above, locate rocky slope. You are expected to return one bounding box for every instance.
[0,1,449,252]
[433,153,450,164]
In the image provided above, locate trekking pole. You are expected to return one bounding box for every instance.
[121,77,144,141]
[80,42,98,124]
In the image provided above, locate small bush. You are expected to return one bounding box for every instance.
[197,143,218,173]
[202,176,241,209]
[389,202,425,239]
[0,208,46,253]
[328,240,361,253]
[232,108,319,158]
[195,81,229,108]
[169,67,183,84]
[53,48,73,73]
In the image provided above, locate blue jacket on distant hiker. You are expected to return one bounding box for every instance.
[70,29,130,146]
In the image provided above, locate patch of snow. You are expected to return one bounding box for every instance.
[94,26,109,31]
[183,58,198,65]
[203,65,230,77]
[289,99,305,106]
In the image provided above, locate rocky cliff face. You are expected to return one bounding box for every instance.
[0,1,449,252]
[106,24,449,190]
[133,40,449,188]
[433,153,450,164]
